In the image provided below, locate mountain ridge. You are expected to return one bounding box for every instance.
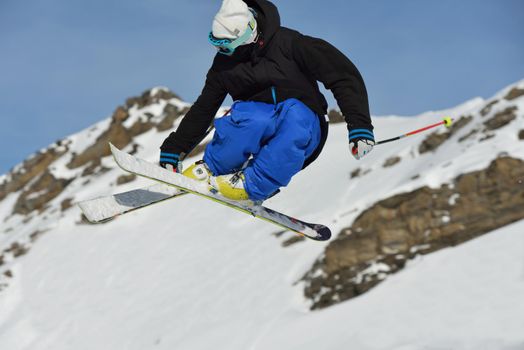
[0,79,523,349]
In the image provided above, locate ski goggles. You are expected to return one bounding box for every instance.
[208,18,257,56]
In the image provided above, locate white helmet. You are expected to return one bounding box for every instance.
[212,0,257,44]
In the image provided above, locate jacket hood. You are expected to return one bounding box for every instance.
[244,0,280,46]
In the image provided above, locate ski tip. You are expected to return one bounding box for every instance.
[300,224,331,241]
[108,142,119,154]
[315,226,332,241]
[108,142,125,169]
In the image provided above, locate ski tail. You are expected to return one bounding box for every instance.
[78,184,187,223]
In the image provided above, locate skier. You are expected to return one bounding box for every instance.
[160,0,374,203]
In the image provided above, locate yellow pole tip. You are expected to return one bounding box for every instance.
[443,117,453,128]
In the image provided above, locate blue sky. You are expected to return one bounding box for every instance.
[1,0,523,174]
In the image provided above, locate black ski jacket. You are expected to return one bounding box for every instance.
[161,0,373,168]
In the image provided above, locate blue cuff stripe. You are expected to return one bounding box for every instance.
[349,129,374,137]
[160,152,179,159]
[160,157,179,163]
[348,133,375,141]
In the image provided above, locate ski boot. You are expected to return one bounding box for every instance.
[209,172,250,201]
[181,160,212,182]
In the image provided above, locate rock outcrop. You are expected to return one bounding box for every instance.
[383,156,401,168]
[13,171,74,215]
[303,156,524,309]
[418,115,473,154]
[67,106,133,169]
[480,99,499,117]
[67,88,188,170]
[157,103,190,132]
[1,87,188,217]
[116,174,137,185]
[327,109,345,124]
[125,88,181,109]
[0,141,68,202]
[504,87,524,101]
[483,106,518,131]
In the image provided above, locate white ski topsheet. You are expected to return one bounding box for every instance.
[78,183,185,223]
[109,143,330,240]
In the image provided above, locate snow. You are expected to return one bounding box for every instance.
[0,80,524,349]
[1,209,523,349]
[449,193,461,205]
[260,220,524,350]
[150,86,171,95]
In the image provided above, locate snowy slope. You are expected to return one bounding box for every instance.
[0,80,523,349]
[259,219,524,350]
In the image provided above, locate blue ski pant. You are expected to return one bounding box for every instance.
[203,98,321,201]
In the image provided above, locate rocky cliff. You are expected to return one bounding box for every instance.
[302,84,524,309]
[0,88,189,217]
[303,156,524,309]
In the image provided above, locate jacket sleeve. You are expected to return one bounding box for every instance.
[160,68,227,155]
[292,34,373,131]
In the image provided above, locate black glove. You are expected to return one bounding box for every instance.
[159,151,180,172]
[348,128,375,160]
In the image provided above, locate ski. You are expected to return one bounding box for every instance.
[109,143,331,241]
[79,184,188,223]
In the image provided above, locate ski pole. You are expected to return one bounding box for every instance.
[351,117,453,156]
[376,116,454,146]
